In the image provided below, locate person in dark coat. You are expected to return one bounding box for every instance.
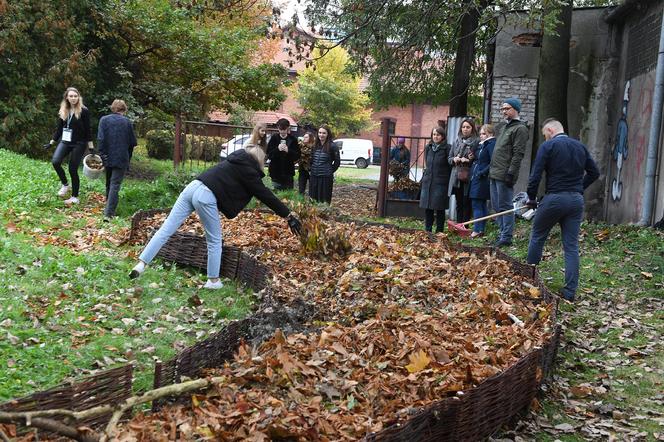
[389,137,410,179]
[47,87,94,206]
[97,99,137,220]
[129,145,302,289]
[468,124,496,237]
[448,118,479,223]
[419,126,451,233]
[309,125,341,204]
[266,118,300,190]
[297,132,315,195]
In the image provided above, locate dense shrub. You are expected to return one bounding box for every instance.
[185,134,225,162]
[146,130,174,160]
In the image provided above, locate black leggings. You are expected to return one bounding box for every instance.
[298,169,309,195]
[424,209,445,233]
[52,141,85,197]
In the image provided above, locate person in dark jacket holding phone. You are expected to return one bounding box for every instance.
[309,124,341,204]
[129,145,302,289]
[266,118,300,190]
[48,87,94,206]
[97,99,137,220]
[419,126,451,233]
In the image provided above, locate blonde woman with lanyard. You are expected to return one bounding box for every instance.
[47,87,94,205]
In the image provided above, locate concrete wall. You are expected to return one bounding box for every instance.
[491,15,543,193]
[490,7,664,223]
[604,1,664,225]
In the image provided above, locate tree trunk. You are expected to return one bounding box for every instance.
[536,0,573,144]
[449,1,488,117]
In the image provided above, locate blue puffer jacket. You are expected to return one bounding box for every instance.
[469,138,495,200]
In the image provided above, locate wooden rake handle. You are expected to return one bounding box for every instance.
[457,206,523,227]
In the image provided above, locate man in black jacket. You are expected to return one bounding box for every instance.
[266,118,300,190]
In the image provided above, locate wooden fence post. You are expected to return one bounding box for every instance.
[377,118,391,217]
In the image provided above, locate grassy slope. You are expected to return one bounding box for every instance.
[0,149,254,399]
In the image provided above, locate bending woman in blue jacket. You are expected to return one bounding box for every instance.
[130,145,302,289]
[468,124,496,238]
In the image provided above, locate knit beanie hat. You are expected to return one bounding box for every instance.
[503,97,521,113]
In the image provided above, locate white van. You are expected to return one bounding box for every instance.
[334,138,373,168]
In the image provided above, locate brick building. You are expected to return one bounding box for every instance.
[268,28,450,147]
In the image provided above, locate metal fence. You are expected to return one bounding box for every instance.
[174,120,253,171]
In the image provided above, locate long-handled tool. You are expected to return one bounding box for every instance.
[447,192,530,237]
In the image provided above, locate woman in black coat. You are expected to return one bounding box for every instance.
[97,99,137,219]
[130,145,302,289]
[469,124,496,238]
[48,87,94,206]
[419,126,451,233]
[309,125,341,204]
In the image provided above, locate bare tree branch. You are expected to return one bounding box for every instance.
[0,375,228,442]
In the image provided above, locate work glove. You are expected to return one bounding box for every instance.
[526,199,538,209]
[287,214,302,236]
[504,173,514,188]
[43,140,55,149]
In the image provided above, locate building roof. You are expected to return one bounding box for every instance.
[208,110,298,126]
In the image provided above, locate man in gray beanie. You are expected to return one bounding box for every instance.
[489,97,529,247]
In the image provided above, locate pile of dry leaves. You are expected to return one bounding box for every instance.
[119,209,555,440]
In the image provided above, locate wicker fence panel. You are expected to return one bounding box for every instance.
[0,365,133,429]
[365,350,542,441]
[129,210,271,290]
[157,319,252,388]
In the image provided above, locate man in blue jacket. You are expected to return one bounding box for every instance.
[97,99,137,220]
[525,118,600,302]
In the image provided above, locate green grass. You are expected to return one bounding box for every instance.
[0,148,255,399]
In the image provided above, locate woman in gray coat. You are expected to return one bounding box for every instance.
[419,126,451,232]
[448,118,479,222]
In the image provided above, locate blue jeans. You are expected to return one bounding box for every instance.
[471,199,488,233]
[527,192,584,299]
[139,180,222,278]
[490,179,514,242]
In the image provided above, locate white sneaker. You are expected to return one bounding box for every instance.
[58,185,70,197]
[64,196,79,205]
[203,280,223,289]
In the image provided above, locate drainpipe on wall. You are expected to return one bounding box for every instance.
[638,8,664,226]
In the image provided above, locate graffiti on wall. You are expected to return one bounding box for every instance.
[611,81,630,201]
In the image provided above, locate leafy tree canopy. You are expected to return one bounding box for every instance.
[295,0,617,109]
[0,0,289,156]
[292,46,374,136]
